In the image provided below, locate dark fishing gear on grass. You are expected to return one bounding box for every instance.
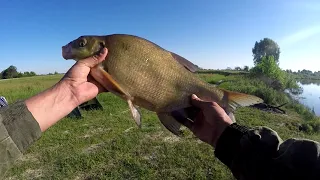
[0,96,8,108]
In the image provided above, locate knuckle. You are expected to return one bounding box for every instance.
[209,102,218,107]
[92,56,99,64]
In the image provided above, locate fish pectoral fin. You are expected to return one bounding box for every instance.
[170,52,199,73]
[128,100,141,128]
[222,89,264,114]
[228,112,236,123]
[157,112,183,136]
[90,65,131,98]
[90,65,142,127]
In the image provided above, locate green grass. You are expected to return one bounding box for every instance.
[0,75,64,103]
[1,74,320,179]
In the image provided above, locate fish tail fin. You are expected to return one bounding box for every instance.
[158,88,263,135]
[193,84,263,122]
[220,89,263,119]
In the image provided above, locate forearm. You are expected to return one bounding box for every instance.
[25,81,78,132]
[215,123,320,180]
[0,81,80,178]
[0,101,42,178]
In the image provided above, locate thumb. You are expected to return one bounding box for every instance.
[81,48,108,68]
[190,94,207,109]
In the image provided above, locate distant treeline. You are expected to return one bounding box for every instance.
[0,65,63,79]
[196,69,249,76]
[198,67,320,80]
[0,65,37,79]
[285,69,320,80]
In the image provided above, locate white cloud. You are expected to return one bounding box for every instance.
[280,25,320,47]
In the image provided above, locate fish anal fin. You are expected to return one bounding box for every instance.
[90,65,142,127]
[170,52,199,73]
[157,112,182,136]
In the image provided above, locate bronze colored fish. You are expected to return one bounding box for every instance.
[62,34,263,135]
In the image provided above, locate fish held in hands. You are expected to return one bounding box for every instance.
[62,34,263,135]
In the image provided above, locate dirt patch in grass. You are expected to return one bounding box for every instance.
[163,136,180,143]
[82,143,105,154]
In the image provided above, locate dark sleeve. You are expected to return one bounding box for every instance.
[214,123,320,180]
[0,101,42,179]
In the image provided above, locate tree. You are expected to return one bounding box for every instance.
[29,71,36,76]
[234,66,242,71]
[243,65,249,72]
[252,38,280,65]
[23,71,30,76]
[250,56,285,90]
[1,65,18,79]
[300,69,312,75]
[250,56,283,80]
[17,72,23,78]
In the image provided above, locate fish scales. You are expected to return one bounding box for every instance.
[102,35,198,112]
[62,34,264,135]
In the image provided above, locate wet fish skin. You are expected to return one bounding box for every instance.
[62,34,263,135]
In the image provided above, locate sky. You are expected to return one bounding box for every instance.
[1,0,320,74]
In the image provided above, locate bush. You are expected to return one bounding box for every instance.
[300,120,320,133]
[250,56,300,91]
[286,101,317,121]
[218,75,289,105]
[1,65,19,79]
[250,56,284,80]
[216,74,317,124]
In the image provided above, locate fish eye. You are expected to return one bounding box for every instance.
[79,39,87,47]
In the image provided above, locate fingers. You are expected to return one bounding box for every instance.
[171,111,194,129]
[191,94,208,109]
[191,94,219,109]
[80,48,108,68]
[87,75,109,93]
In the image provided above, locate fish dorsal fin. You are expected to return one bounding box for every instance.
[170,52,199,72]
[90,65,141,127]
[221,89,263,112]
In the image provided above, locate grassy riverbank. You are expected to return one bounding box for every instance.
[1,74,319,179]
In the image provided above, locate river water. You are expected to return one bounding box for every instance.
[297,79,320,116]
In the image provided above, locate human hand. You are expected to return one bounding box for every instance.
[25,48,108,132]
[188,94,233,147]
[60,48,108,106]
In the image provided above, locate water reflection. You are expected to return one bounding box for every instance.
[297,80,320,116]
[299,79,320,86]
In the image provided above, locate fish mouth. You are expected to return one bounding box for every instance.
[61,44,73,60]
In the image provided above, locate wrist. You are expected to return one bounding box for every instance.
[212,120,233,147]
[214,123,249,168]
[56,79,81,107]
[25,81,79,132]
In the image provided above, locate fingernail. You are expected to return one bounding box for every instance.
[100,48,106,54]
[192,94,198,99]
